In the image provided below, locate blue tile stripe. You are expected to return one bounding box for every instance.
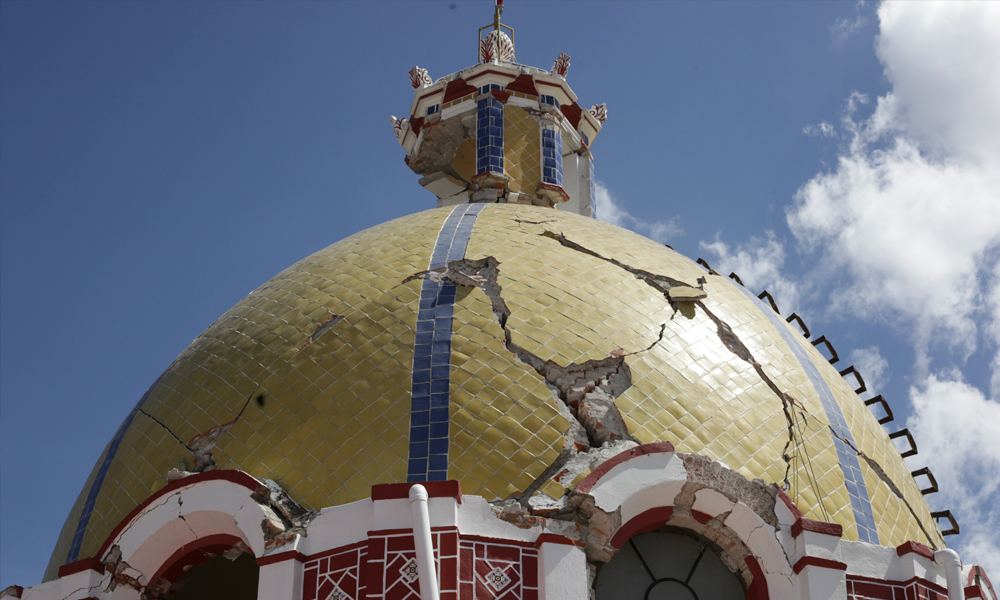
[735,286,881,544]
[67,373,165,562]
[476,84,504,175]
[541,127,563,186]
[407,203,485,482]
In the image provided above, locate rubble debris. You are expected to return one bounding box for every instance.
[250,479,317,541]
[140,387,265,473]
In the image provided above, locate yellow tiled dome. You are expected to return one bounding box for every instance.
[46,204,943,580]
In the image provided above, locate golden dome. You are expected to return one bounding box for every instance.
[46,203,943,580]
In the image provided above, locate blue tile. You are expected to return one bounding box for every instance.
[430,438,450,454]
[411,410,430,426]
[430,421,449,438]
[431,365,450,381]
[430,407,450,423]
[432,352,451,367]
[412,382,430,397]
[427,470,448,481]
[431,379,449,394]
[411,425,429,443]
[429,455,449,471]
[409,441,429,458]
[408,458,428,475]
[431,392,450,408]
[412,396,430,412]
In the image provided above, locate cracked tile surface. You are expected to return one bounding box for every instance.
[48,203,943,581]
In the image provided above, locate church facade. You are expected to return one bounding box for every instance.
[6,5,996,600]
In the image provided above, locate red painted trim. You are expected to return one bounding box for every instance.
[416,87,444,104]
[299,540,368,563]
[560,103,583,129]
[443,79,478,103]
[575,442,676,494]
[848,574,949,596]
[257,550,306,567]
[459,534,538,549]
[791,518,843,538]
[745,554,770,600]
[504,73,538,96]
[409,116,425,136]
[776,489,804,521]
[533,533,585,549]
[152,533,245,583]
[93,470,261,562]
[58,556,105,578]
[490,89,511,104]
[368,526,460,537]
[371,480,462,503]
[896,540,935,560]
[966,585,984,598]
[969,565,997,600]
[793,556,847,574]
[4,586,23,599]
[610,507,674,548]
[534,79,572,97]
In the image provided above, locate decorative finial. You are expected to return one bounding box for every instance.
[478,0,515,64]
[409,66,432,90]
[589,103,607,124]
[389,115,407,139]
[552,53,571,78]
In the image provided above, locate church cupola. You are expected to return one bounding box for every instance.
[390,0,607,216]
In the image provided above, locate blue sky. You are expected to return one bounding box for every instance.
[2,0,998,587]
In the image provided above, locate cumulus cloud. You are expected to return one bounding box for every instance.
[788,1,1000,372]
[700,231,801,315]
[594,181,683,244]
[907,373,1000,574]
[790,1,1000,570]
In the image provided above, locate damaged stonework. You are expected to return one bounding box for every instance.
[493,449,786,591]
[401,257,648,455]
[542,230,804,491]
[251,478,317,542]
[142,388,265,474]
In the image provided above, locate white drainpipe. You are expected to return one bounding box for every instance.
[409,484,441,600]
[934,548,963,600]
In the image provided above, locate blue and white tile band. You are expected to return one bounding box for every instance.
[476,84,504,175]
[736,286,881,544]
[67,373,164,562]
[541,127,563,187]
[407,203,485,482]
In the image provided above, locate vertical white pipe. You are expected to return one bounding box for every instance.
[934,548,963,600]
[409,484,441,600]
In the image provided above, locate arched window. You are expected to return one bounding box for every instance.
[595,530,745,600]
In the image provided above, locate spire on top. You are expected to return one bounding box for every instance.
[479,0,515,64]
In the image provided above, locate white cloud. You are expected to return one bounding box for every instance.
[700,231,801,315]
[849,346,889,398]
[908,373,1000,574]
[594,180,683,244]
[788,1,1000,373]
[803,121,836,138]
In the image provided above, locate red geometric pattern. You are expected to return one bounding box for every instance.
[303,542,366,600]
[460,537,538,600]
[366,528,460,600]
[847,576,949,600]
